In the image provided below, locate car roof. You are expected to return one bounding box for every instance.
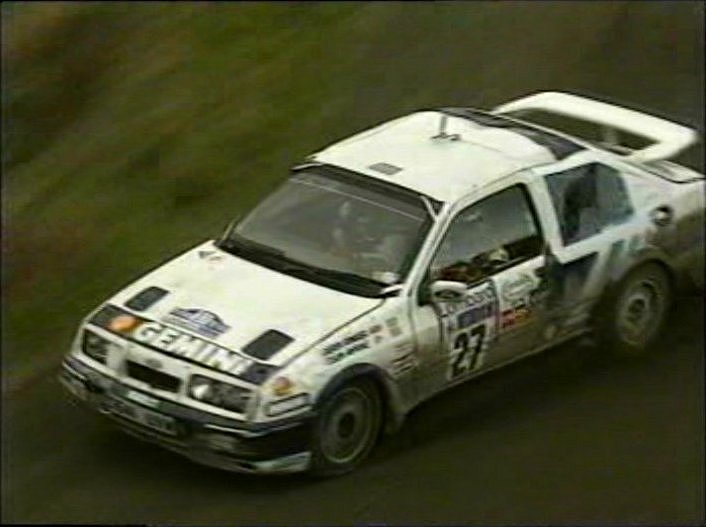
[311,109,584,203]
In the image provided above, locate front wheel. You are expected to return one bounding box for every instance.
[310,379,382,477]
[595,263,672,357]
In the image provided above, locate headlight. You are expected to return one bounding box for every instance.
[90,305,128,328]
[81,330,112,364]
[89,305,145,335]
[187,375,251,413]
[271,376,294,397]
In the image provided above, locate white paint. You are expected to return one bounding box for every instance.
[108,241,380,367]
[494,91,698,163]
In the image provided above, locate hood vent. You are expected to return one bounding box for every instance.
[242,330,294,360]
[125,286,169,312]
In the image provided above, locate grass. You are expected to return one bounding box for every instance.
[2,1,703,391]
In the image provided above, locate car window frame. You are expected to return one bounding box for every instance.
[542,161,636,247]
[417,182,546,296]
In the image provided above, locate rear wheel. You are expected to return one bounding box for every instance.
[310,379,382,477]
[595,263,672,357]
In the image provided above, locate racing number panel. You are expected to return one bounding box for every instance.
[426,183,547,381]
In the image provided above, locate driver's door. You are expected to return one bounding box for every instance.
[411,183,548,397]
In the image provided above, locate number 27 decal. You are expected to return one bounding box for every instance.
[450,324,487,379]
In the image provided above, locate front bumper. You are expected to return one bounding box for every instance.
[59,356,312,474]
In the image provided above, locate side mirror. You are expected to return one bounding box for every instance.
[429,280,467,304]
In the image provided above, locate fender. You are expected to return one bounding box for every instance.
[609,244,679,292]
[591,245,678,327]
[312,362,407,435]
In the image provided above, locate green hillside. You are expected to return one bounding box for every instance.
[2,2,703,391]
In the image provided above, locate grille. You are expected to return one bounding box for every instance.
[126,361,181,392]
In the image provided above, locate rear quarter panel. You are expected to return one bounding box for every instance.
[624,161,705,289]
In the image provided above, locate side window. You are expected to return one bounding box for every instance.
[545,163,633,245]
[429,185,543,285]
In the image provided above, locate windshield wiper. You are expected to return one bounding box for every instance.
[278,261,385,291]
[219,235,385,295]
[218,234,285,260]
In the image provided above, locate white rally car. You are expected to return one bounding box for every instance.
[60,92,705,476]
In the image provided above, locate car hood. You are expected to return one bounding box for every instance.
[108,240,382,367]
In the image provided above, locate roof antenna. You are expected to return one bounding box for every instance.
[432,114,460,141]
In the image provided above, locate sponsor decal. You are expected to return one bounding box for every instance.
[440,281,497,316]
[501,273,535,302]
[444,281,498,380]
[501,304,532,330]
[456,302,495,330]
[447,281,497,330]
[393,341,414,354]
[322,330,367,354]
[132,321,253,375]
[368,324,384,344]
[163,308,230,338]
[325,342,369,364]
[449,324,487,379]
[265,393,311,417]
[390,352,416,377]
[465,283,497,307]
[385,318,402,337]
[322,330,369,364]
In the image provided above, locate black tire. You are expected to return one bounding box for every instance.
[309,378,382,477]
[594,263,672,357]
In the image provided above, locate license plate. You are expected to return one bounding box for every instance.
[108,396,177,436]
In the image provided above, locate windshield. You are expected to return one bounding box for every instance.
[219,168,433,296]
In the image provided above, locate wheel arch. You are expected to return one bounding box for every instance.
[312,363,406,436]
[608,248,678,294]
[591,253,676,341]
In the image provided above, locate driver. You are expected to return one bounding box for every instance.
[332,200,380,255]
[432,209,510,284]
[331,198,411,281]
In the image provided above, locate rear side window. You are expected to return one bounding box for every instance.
[545,163,633,245]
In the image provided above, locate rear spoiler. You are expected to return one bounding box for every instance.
[493,91,699,163]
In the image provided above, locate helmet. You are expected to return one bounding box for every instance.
[333,199,380,252]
